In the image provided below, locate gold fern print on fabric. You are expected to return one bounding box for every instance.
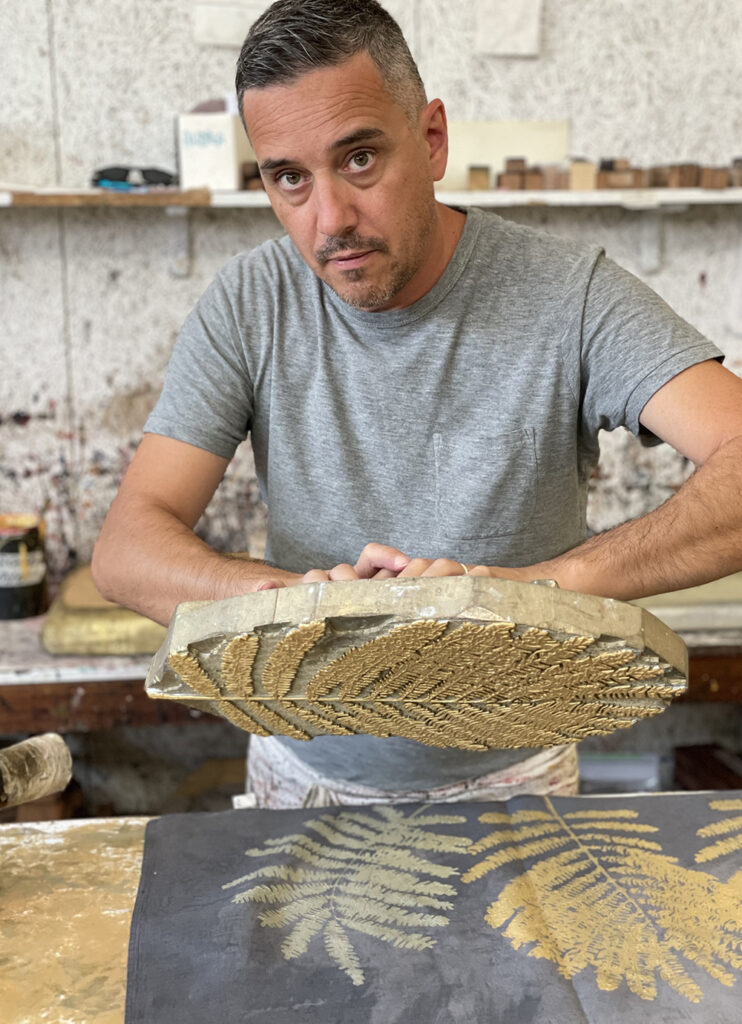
[463,798,742,1003]
[167,617,681,749]
[222,806,471,986]
[696,799,742,864]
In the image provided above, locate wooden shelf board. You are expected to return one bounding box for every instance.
[1,187,211,208]
[3,186,742,211]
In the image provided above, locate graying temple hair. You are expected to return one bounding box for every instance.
[235,0,427,125]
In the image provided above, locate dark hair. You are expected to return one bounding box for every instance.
[235,0,426,124]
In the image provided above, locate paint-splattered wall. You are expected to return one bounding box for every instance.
[1,0,741,582]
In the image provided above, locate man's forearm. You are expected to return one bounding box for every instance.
[92,500,297,625]
[535,436,742,601]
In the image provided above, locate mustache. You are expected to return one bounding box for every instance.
[316,234,389,264]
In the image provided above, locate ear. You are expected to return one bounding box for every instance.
[419,98,449,182]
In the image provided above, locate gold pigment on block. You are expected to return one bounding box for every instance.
[150,576,687,749]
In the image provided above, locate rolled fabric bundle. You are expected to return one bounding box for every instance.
[0,733,73,809]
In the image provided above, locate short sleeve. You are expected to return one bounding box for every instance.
[144,269,253,460]
[580,254,724,441]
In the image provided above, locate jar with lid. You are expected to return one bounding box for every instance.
[0,515,48,619]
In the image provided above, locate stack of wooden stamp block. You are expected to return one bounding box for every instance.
[466,155,742,190]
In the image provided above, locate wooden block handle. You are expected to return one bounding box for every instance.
[0,733,73,809]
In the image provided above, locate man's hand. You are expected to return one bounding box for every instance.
[264,545,526,589]
[467,564,547,583]
[354,542,411,579]
[395,558,540,583]
[397,557,470,579]
[277,542,411,586]
[273,548,544,588]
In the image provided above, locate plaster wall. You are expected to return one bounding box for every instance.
[1,0,741,580]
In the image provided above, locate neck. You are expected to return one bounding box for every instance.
[381,202,467,311]
[435,202,467,267]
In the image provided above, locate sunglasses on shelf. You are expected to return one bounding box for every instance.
[91,166,177,187]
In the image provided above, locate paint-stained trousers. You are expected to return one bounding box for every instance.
[243,735,579,809]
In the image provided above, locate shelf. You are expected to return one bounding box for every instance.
[4,185,740,277]
[0,186,211,208]
[439,187,742,211]
[3,186,742,211]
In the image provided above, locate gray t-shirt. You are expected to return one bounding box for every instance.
[146,208,721,789]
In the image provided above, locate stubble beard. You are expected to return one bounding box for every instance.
[318,199,438,312]
[334,260,414,311]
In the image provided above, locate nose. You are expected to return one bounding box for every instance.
[312,174,358,239]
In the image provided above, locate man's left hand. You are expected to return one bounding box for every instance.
[396,558,537,583]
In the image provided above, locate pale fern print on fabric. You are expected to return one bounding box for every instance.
[222,805,471,985]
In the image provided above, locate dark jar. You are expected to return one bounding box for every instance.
[0,515,49,619]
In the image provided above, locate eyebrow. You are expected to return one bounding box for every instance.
[259,127,387,173]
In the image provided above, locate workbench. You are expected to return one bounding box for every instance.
[0,617,201,732]
[0,816,146,1024]
[2,792,741,1024]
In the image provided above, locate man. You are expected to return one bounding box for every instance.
[93,0,742,807]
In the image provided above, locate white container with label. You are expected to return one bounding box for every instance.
[177,113,256,191]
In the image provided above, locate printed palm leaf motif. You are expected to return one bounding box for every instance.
[222,805,471,986]
[695,798,742,864]
[166,616,681,749]
[462,797,742,1003]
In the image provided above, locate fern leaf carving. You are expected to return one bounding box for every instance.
[165,610,683,749]
[465,797,742,1003]
[168,653,272,736]
[306,620,447,700]
[170,650,313,740]
[220,634,259,697]
[262,621,325,699]
[222,806,469,986]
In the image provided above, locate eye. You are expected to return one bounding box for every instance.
[275,170,305,191]
[348,150,375,172]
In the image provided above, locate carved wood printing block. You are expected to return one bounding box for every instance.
[146,577,688,750]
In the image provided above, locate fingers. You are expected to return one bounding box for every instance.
[421,558,469,578]
[397,557,435,578]
[300,564,360,584]
[354,542,410,579]
[469,565,533,583]
[301,568,331,584]
[371,568,397,579]
[397,557,469,579]
[328,563,359,581]
[256,578,286,591]
[298,556,481,587]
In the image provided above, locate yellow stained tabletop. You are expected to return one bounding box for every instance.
[0,817,148,1024]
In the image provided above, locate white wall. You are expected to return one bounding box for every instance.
[1,0,741,578]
